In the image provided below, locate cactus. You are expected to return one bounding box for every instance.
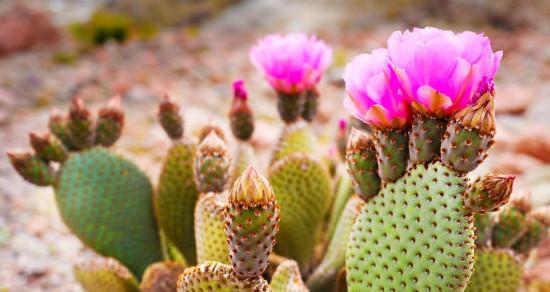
[225,166,280,279]
[74,258,140,292]
[269,152,331,272]
[342,28,513,291]
[155,95,200,265]
[271,260,309,292]
[11,28,536,292]
[141,261,186,292]
[466,198,549,292]
[177,261,270,291]
[9,96,162,279]
[307,195,364,291]
[195,192,230,264]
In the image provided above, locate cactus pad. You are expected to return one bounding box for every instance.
[177,261,270,292]
[229,142,254,185]
[195,192,230,264]
[308,195,364,291]
[141,261,186,292]
[346,161,475,291]
[57,148,161,278]
[269,153,331,271]
[271,121,316,164]
[465,249,522,292]
[270,260,308,292]
[156,140,199,264]
[74,258,139,292]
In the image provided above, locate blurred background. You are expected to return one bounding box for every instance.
[0,0,548,291]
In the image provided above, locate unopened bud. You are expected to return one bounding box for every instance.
[158,95,183,140]
[95,96,124,147]
[29,132,68,162]
[464,174,515,213]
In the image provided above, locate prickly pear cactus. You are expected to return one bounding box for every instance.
[225,166,280,279]
[269,152,331,271]
[155,96,200,265]
[58,147,161,277]
[176,261,270,291]
[194,192,230,264]
[74,258,140,292]
[140,261,186,292]
[308,195,364,291]
[466,197,549,292]
[344,90,513,290]
[9,97,162,278]
[466,250,522,292]
[271,121,316,164]
[271,260,309,292]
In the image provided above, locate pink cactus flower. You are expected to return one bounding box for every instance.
[343,48,411,129]
[250,33,332,95]
[387,27,502,116]
[233,80,248,100]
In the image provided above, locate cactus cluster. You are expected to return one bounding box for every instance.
[8,29,549,292]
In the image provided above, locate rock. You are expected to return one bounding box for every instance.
[514,126,550,162]
[487,151,544,175]
[0,4,59,57]
[494,84,535,115]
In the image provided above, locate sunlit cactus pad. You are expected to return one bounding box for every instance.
[465,250,522,292]
[74,258,139,292]
[156,141,199,264]
[269,152,331,270]
[270,260,308,292]
[57,148,162,277]
[271,122,316,164]
[176,262,270,292]
[346,161,474,291]
[140,261,186,292]
[194,192,230,264]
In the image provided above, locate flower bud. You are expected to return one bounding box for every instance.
[464,174,514,213]
[95,96,124,147]
[158,95,183,140]
[229,80,254,141]
[29,131,68,162]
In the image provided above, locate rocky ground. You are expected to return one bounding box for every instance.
[0,0,549,291]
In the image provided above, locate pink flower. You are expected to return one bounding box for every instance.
[387,27,502,116]
[250,33,332,95]
[233,80,247,100]
[343,49,411,129]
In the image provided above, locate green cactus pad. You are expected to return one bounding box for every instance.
[229,142,254,185]
[195,192,230,264]
[225,200,279,278]
[491,207,527,248]
[271,121,316,164]
[141,261,186,292]
[346,129,381,200]
[373,129,408,182]
[441,122,492,173]
[327,170,354,238]
[512,218,547,254]
[409,116,447,164]
[270,260,308,292]
[269,153,331,271]
[56,148,161,278]
[346,162,475,291]
[74,258,139,292]
[308,195,364,292]
[156,140,199,264]
[474,213,492,246]
[465,249,522,292]
[177,261,270,292]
